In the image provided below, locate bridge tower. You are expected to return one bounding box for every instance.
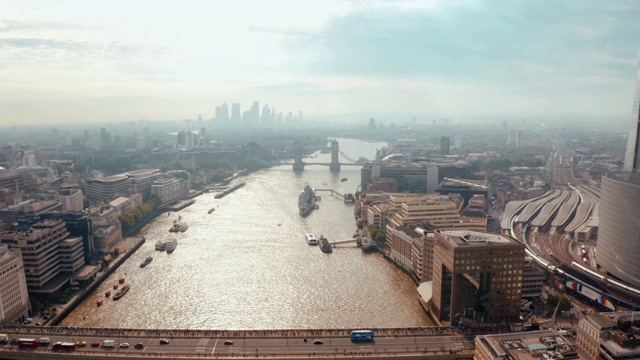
[292,140,304,171]
[329,139,341,171]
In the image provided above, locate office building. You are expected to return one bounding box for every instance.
[177,131,196,149]
[0,245,30,324]
[361,162,439,194]
[440,136,450,155]
[127,169,162,200]
[388,194,464,229]
[57,188,83,212]
[522,257,545,298]
[85,169,160,203]
[231,103,241,123]
[576,312,640,360]
[623,55,640,172]
[597,173,640,287]
[386,224,435,283]
[0,219,82,294]
[151,177,189,205]
[85,174,129,203]
[597,56,640,288]
[428,230,525,325]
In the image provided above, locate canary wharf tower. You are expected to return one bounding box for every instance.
[598,55,640,288]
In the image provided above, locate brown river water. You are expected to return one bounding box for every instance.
[60,138,433,330]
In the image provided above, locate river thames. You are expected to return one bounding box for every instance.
[61,138,433,330]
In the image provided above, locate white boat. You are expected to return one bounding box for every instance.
[305,233,319,246]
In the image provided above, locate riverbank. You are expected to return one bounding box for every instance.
[47,237,145,326]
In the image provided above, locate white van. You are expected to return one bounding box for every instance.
[101,340,116,348]
[37,337,51,345]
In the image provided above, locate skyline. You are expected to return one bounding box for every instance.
[1,0,640,125]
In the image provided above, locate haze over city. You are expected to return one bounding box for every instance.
[1,0,640,126]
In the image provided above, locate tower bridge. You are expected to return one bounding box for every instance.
[292,140,357,171]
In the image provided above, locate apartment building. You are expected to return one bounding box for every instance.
[151,177,189,205]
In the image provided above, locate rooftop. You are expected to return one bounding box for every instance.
[439,230,517,246]
[478,330,579,360]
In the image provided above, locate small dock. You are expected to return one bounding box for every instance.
[161,199,195,211]
[214,182,246,199]
[315,189,355,203]
[321,237,379,252]
[315,188,343,199]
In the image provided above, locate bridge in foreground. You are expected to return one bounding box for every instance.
[0,325,475,359]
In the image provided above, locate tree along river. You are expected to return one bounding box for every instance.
[61,138,433,329]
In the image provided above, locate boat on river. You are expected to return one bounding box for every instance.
[165,239,177,253]
[140,256,153,268]
[112,284,130,301]
[169,219,188,233]
[305,233,319,246]
[298,185,316,217]
[155,241,167,251]
[341,178,348,182]
[319,236,332,253]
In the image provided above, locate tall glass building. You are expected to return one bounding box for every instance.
[624,55,640,172]
[598,55,640,287]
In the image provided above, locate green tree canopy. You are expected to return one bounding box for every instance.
[546,295,572,314]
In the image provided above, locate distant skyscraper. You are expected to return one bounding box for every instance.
[221,103,229,122]
[368,118,376,131]
[261,105,271,126]
[597,54,640,288]
[251,101,259,125]
[440,136,450,155]
[231,103,241,123]
[215,103,229,122]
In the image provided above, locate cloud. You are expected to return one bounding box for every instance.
[279,0,640,86]
[0,19,86,33]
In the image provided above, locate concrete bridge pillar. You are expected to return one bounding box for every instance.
[329,139,340,171]
[292,140,304,171]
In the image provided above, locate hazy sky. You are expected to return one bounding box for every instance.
[1,0,639,125]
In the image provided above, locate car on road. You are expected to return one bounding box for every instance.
[120,343,129,348]
[134,343,144,349]
[313,340,323,345]
[91,342,100,347]
[223,340,234,345]
[76,340,87,347]
[159,339,170,345]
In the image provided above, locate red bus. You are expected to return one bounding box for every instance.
[18,338,38,349]
[53,342,77,351]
